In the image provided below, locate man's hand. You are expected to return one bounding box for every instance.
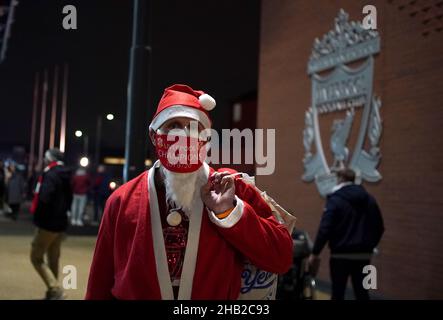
[308,254,317,266]
[201,172,236,214]
[307,254,320,276]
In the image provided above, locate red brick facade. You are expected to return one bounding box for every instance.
[257,0,443,299]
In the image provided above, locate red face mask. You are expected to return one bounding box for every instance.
[154,133,207,173]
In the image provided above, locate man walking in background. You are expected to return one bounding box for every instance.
[30,148,73,300]
[92,165,110,225]
[0,160,6,214]
[70,167,91,226]
[5,163,25,221]
[309,168,384,300]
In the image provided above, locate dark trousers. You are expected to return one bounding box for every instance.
[0,186,4,209]
[330,258,370,300]
[93,194,107,222]
[9,203,20,220]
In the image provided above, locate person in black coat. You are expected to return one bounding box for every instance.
[30,148,73,300]
[309,168,384,300]
[5,164,25,220]
[0,160,6,212]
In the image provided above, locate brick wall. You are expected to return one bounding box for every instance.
[257,0,443,299]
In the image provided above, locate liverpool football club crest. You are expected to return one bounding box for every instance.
[302,9,383,197]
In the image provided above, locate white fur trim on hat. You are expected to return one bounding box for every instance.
[199,94,216,111]
[149,105,211,131]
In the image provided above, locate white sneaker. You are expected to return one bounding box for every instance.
[71,220,77,226]
[76,220,84,226]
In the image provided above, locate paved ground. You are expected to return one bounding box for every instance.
[0,212,96,300]
[0,205,330,300]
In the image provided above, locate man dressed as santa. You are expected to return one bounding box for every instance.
[85,84,293,300]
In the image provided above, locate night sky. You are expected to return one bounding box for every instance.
[0,0,260,164]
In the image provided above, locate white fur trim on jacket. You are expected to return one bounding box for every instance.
[147,160,210,300]
[207,196,244,228]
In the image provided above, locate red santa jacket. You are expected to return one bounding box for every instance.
[85,161,293,300]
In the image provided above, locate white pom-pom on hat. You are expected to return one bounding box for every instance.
[199,93,216,111]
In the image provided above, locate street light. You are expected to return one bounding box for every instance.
[95,114,115,166]
[109,181,117,190]
[75,130,89,156]
[80,157,89,167]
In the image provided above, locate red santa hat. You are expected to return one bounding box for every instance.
[149,84,216,131]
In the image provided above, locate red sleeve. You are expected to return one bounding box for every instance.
[209,169,293,274]
[85,194,118,299]
[220,203,293,274]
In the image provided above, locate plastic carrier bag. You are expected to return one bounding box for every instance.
[235,173,297,300]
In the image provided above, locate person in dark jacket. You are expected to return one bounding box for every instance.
[92,165,110,225]
[5,164,25,221]
[30,148,73,300]
[0,160,5,212]
[308,168,384,300]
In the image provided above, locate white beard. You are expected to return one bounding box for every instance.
[161,165,207,215]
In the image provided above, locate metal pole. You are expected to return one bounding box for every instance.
[84,136,89,157]
[59,63,68,153]
[37,69,48,170]
[95,115,102,166]
[49,65,59,148]
[124,0,152,182]
[0,0,18,63]
[28,71,39,178]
